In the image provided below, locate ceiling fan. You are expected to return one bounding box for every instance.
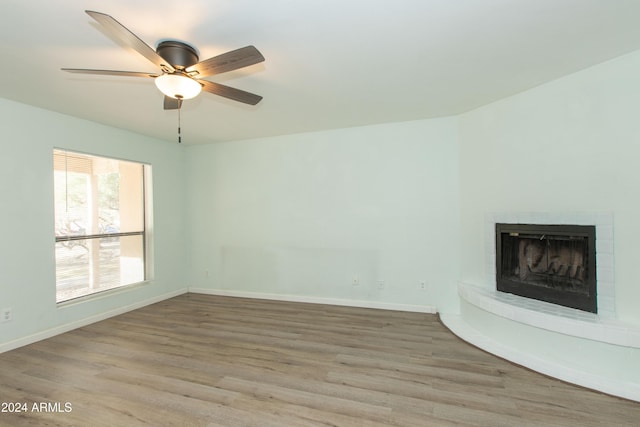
[62,10,265,110]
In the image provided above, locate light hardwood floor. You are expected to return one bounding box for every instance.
[1,294,639,426]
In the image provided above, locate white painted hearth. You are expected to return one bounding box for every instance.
[456,282,640,348]
[441,212,640,402]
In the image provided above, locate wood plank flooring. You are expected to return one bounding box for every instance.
[1,293,639,426]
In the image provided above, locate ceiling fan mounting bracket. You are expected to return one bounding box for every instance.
[156,40,199,69]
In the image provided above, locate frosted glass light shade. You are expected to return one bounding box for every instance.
[154,74,202,99]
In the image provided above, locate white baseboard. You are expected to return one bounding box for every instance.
[188,287,437,314]
[0,287,188,354]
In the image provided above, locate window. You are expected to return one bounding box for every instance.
[53,149,151,303]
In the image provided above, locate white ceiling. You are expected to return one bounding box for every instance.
[2,0,640,145]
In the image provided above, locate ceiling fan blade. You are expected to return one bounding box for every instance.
[199,80,263,105]
[61,68,158,78]
[186,46,264,77]
[163,96,183,110]
[85,10,175,73]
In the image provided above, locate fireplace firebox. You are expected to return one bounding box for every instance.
[496,223,597,313]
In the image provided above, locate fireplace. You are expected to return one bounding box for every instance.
[496,223,597,313]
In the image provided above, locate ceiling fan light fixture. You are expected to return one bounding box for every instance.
[154,73,202,99]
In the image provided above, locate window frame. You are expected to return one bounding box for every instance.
[53,148,152,303]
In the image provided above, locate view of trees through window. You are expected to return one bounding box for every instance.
[53,149,148,302]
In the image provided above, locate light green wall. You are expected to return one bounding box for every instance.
[185,118,461,312]
[458,49,640,326]
[184,47,640,328]
[4,45,640,350]
[0,98,187,346]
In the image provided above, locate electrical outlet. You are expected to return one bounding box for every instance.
[352,277,360,286]
[418,281,427,291]
[378,280,385,289]
[1,308,12,323]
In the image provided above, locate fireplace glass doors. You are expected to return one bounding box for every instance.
[496,224,597,313]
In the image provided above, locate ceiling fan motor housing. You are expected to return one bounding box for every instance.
[156,41,199,70]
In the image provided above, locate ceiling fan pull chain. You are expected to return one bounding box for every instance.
[177,96,183,144]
